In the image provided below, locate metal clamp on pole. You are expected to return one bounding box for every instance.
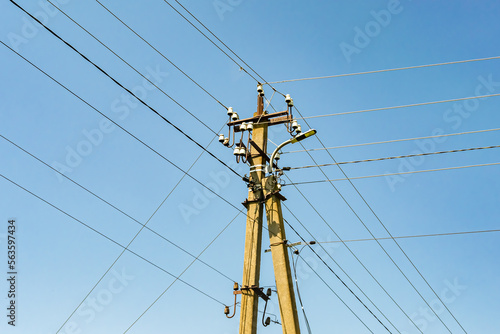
[261,288,273,327]
[225,282,240,319]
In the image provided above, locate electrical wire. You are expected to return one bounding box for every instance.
[266,55,500,84]
[285,162,500,185]
[0,172,229,307]
[283,193,418,333]
[298,92,500,119]
[0,132,234,283]
[289,144,500,169]
[0,39,250,220]
[293,105,467,333]
[0,129,241,332]
[1,22,283,333]
[0,37,280,243]
[106,3,450,326]
[291,246,313,334]
[283,127,500,154]
[0,39,288,331]
[99,0,259,84]
[46,0,219,135]
[294,250,374,333]
[8,0,241,178]
[272,198,396,332]
[263,90,277,114]
[62,153,233,332]
[7,1,474,330]
[311,229,500,244]
[283,218,389,334]
[83,0,228,111]
[168,0,284,95]
[123,211,241,333]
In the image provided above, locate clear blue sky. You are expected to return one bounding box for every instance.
[1,0,499,333]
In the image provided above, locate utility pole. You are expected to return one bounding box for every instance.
[223,86,312,334]
[263,175,301,333]
[239,95,267,334]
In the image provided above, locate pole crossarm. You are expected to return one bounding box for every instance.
[228,110,291,129]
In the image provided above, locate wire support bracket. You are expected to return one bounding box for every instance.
[228,110,291,129]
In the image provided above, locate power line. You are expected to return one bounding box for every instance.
[289,144,500,170]
[0,38,280,244]
[266,55,500,84]
[0,39,247,216]
[0,130,240,332]
[0,172,229,307]
[292,105,461,333]
[285,162,500,185]
[293,250,374,333]
[123,212,241,333]
[282,202,401,332]
[0,132,234,283]
[2,23,282,332]
[9,0,241,178]
[311,229,500,244]
[283,218,389,334]
[291,246,313,334]
[283,205,403,333]
[0,39,288,332]
[165,5,469,324]
[283,127,500,154]
[283,196,418,333]
[75,0,229,111]
[299,92,500,119]
[167,0,282,94]
[103,0,261,84]
[57,124,232,333]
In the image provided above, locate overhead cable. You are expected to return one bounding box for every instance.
[312,229,500,244]
[74,0,229,111]
[283,127,500,154]
[283,218,391,333]
[299,92,500,119]
[283,198,416,333]
[0,40,247,215]
[160,0,285,95]
[8,0,241,178]
[292,105,461,333]
[0,132,235,283]
[0,172,228,307]
[123,212,241,333]
[285,162,500,185]
[266,56,500,84]
[290,145,500,170]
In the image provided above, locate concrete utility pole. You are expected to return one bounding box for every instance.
[223,88,310,334]
[263,175,301,333]
[239,95,267,334]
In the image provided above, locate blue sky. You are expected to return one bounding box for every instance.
[1,0,500,333]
